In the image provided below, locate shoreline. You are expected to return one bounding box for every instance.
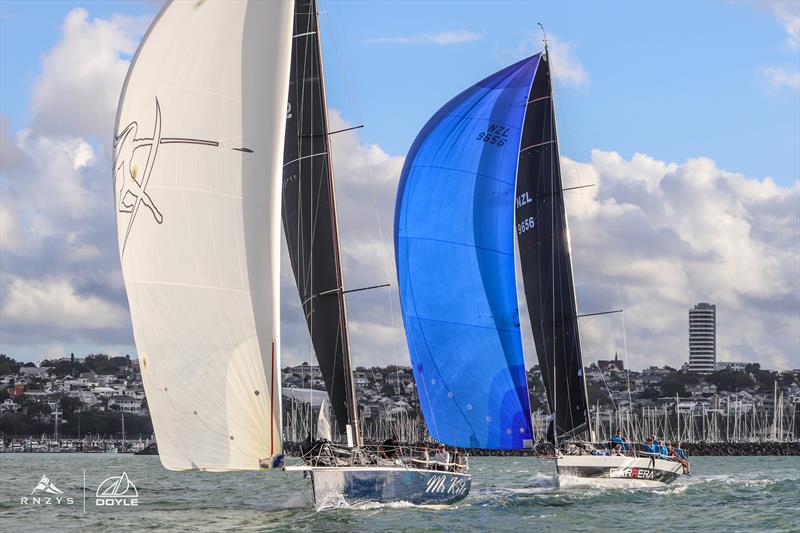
[283,441,800,457]
[2,441,798,456]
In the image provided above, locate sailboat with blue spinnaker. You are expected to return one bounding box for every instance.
[395,37,688,486]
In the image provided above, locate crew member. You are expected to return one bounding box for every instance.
[610,430,624,455]
[434,444,450,470]
[380,434,400,459]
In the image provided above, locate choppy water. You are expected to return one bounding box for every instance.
[1,454,798,531]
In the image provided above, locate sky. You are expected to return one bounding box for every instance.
[0,0,798,371]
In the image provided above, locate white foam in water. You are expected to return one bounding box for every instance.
[691,474,779,489]
[317,499,452,512]
[280,490,314,509]
[526,473,558,488]
[557,476,665,490]
[315,494,350,511]
[655,483,689,496]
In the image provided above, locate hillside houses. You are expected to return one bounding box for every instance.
[0,354,149,430]
[2,352,798,442]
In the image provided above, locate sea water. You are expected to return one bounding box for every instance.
[1,454,798,531]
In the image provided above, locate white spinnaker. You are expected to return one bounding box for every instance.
[113,0,294,471]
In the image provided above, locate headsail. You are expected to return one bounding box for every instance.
[515,52,588,437]
[113,0,294,471]
[395,57,540,449]
[282,0,359,442]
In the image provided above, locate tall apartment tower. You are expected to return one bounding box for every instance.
[688,302,716,373]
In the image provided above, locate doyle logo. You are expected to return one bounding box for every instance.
[95,471,139,506]
[20,474,74,505]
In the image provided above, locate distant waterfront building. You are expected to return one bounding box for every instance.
[716,361,747,372]
[689,302,716,374]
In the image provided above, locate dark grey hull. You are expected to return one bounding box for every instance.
[309,467,471,509]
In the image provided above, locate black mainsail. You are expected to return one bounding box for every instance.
[515,50,589,438]
[282,0,359,443]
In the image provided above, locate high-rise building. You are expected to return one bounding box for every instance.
[688,302,716,373]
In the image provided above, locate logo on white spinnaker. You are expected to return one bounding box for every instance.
[95,471,139,506]
[20,474,74,505]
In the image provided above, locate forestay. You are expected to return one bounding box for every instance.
[395,56,540,449]
[113,0,294,471]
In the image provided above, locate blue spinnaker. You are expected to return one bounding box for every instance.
[395,55,540,449]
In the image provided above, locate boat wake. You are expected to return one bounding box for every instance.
[315,498,451,512]
[526,472,559,489]
[557,475,665,490]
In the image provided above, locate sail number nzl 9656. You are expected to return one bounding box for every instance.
[476,124,510,146]
[517,217,535,235]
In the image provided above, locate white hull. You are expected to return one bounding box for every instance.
[556,455,684,486]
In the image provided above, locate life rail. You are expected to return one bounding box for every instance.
[295,442,469,473]
[559,440,690,465]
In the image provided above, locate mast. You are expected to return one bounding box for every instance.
[543,27,559,447]
[543,33,593,441]
[515,27,590,440]
[282,0,360,447]
[314,2,362,447]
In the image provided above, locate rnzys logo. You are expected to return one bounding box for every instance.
[20,474,74,505]
[95,471,139,507]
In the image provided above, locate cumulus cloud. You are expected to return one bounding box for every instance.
[517,33,588,87]
[364,30,482,45]
[758,1,800,92]
[2,276,128,330]
[0,8,143,361]
[768,0,800,50]
[281,112,799,372]
[561,150,799,371]
[31,8,149,140]
[759,65,800,91]
[280,109,407,368]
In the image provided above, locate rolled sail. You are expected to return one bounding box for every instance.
[113,0,294,470]
[395,56,540,449]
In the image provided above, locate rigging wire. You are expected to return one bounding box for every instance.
[550,47,634,422]
[321,4,403,374]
